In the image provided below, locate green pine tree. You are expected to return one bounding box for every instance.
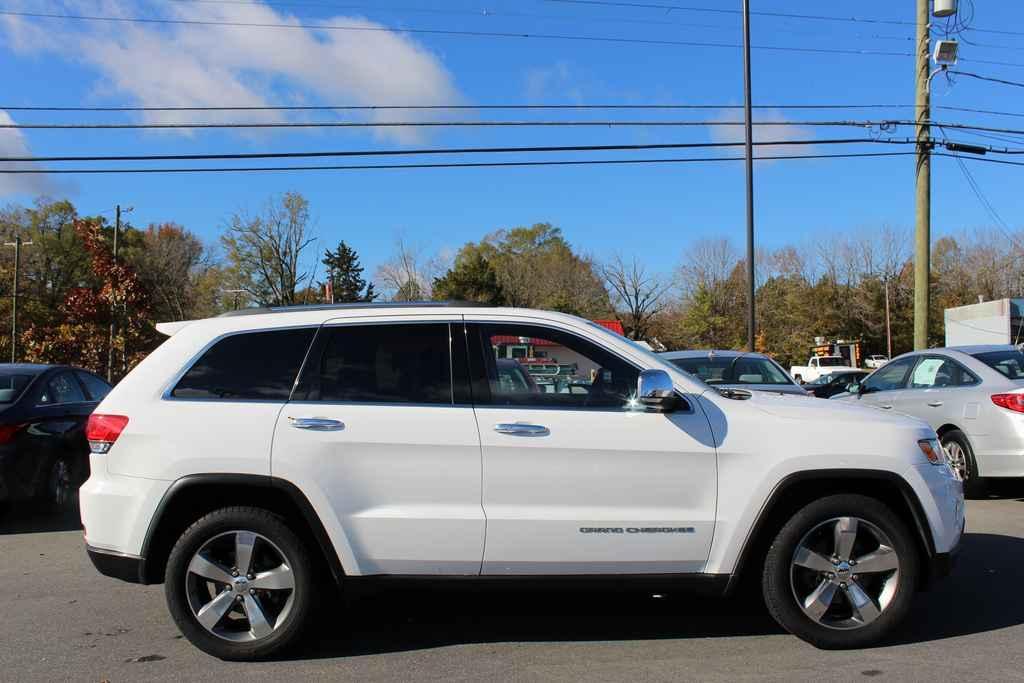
[322,241,376,302]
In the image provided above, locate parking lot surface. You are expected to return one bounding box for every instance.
[2,488,1024,682]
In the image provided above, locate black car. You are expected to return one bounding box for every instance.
[805,369,870,399]
[0,364,111,511]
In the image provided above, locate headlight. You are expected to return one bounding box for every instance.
[918,438,945,465]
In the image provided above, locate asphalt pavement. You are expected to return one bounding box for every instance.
[2,485,1024,682]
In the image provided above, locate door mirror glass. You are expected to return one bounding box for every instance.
[637,369,677,412]
[846,382,862,395]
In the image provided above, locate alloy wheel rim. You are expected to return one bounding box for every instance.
[185,530,296,642]
[789,517,900,631]
[943,441,968,482]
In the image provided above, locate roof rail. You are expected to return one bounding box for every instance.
[216,300,490,318]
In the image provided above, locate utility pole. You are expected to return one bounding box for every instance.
[742,0,756,351]
[4,235,33,363]
[914,0,931,350]
[884,276,893,359]
[106,205,121,381]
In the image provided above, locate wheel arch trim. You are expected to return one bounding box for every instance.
[138,473,346,586]
[724,468,936,595]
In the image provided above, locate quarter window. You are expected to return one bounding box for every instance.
[171,327,316,400]
[471,323,639,409]
[76,371,112,401]
[296,323,452,404]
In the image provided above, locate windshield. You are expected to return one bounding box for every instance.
[818,357,847,367]
[668,355,794,386]
[0,369,38,404]
[972,349,1024,380]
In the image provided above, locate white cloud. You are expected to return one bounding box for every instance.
[708,108,818,161]
[0,110,60,198]
[1,0,464,143]
[524,61,586,104]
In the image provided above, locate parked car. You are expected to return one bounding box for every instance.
[790,355,858,383]
[0,364,112,511]
[660,350,808,396]
[81,303,962,659]
[805,370,871,399]
[834,344,1024,496]
[865,355,890,369]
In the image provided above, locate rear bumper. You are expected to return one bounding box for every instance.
[86,544,145,584]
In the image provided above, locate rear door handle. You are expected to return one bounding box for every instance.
[927,401,944,407]
[879,404,893,410]
[494,423,550,436]
[289,417,345,431]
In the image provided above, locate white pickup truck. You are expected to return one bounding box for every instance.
[790,355,857,383]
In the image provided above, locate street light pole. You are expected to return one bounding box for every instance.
[742,0,756,351]
[106,205,121,381]
[4,235,33,363]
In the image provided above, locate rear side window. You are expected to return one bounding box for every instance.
[76,371,112,401]
[296,323,452,404]
[40,371,87,405]
[171,328,316,400]
[972,349,1024,380]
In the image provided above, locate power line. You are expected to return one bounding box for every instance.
[937,127,1024,249]
[546,0,1024,38]
[0,150,918,174]
[948,70,1024,88]
[0,10,919,58]
[4,101,1024,119]
[0,137,906,163]
[4,118,1024,136]
[0,102,914,112]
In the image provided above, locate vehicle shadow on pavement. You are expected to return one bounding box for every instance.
[292,588,784,660]
[0,501,82,535]
[288,529,1024,659]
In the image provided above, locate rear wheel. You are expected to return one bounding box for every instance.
[940,429,983,498]
[165,507,317,660]
[762,494,919,649]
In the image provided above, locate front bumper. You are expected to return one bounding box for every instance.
[86,544,145,583]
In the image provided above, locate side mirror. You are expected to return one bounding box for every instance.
[846,382,864,395]
[637,369,678,412]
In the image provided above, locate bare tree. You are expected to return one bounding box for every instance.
[374,236,441,301]
[221,192,316,306]
[676,237,738,300]
[601,254,671,340]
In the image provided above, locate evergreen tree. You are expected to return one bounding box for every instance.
[322,240,376,302]
[432,251,506,305]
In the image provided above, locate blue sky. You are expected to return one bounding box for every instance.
[1,0,1022,279]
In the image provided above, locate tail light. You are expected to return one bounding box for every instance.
[0,423,26,444]
[991,394,1024,413]
[86,414,129,453]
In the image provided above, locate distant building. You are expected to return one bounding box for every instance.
[945,298,1024,346]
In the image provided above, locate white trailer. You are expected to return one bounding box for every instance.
[944,298,1024,346]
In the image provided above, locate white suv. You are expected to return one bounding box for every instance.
[80,304,964,659]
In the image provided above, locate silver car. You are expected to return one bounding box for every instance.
[834,344,1024,495]
[659,350,809,396]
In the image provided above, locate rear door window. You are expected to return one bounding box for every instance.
[171,327,317,400]
[295,323,453,404]
[39,371,87,405]
[972,349,1024,380]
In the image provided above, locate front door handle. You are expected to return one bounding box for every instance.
[927,401,944,407]
[494,423,550,436]
[289,417,345,431]
[879,404,893,410]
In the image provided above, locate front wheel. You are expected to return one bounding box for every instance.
[762,494,919,649]
[165,507,317,660]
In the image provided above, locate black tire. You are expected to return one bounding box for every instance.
[940,429,984,499]
[762,494,920,650]
[165,507,316,661]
